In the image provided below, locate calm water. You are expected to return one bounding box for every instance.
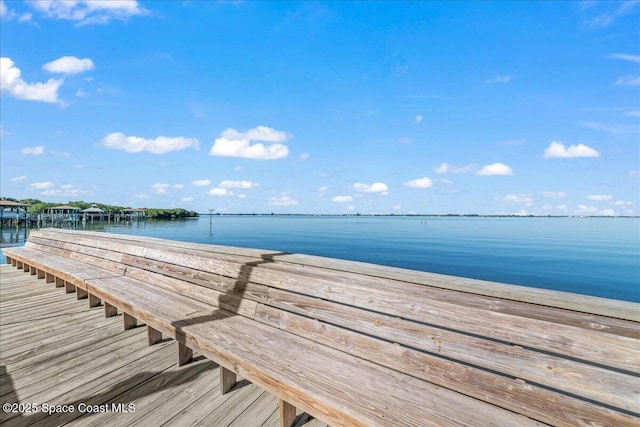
[1,216,639,302]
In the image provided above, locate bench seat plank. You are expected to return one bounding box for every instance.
[83,275,545,427]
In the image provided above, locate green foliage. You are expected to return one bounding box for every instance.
[8,197,198,218]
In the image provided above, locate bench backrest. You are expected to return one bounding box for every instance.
[24,228,640,426]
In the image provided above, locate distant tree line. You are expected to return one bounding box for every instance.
[1,198,198,220]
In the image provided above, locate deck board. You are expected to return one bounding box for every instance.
[0,264,329,427]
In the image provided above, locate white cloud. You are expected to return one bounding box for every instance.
[29,0,148,25]
[477,163,513,176]
[615,200,633,207]
[544,192,567,199]
[1,57,63,103]
[615,75,640,86]
[608,53,640,63]
[629,170,640,177]
[346,205,355,211]
[11,175,27,182]
[192,179,211,187]
[577,205,616,216]
[300,153,309,160]
[43,56,95,74]
[318,186,328,192]
[21,145,45,155]
[404,177,433,188]
[587,194,613,201]
[219,180,259,189]
[208,188,233,196]
[503,194,534,206]
[209,126,291,160]
[433,162,474,174]
[354,182,388,195]
[173,184,184,189]
[1,0,32,21]
[269,196,298,206]
[30,181,54,189]
[486,75,513,84]
[332,196,353,203]
[102,132,199,154]
[544,141,600,158]
[151,183,169,194]
[181,197,194,202]
[414,115,423,124]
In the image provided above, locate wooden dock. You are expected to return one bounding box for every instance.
[0,264,327,427]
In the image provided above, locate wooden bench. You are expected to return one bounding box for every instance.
[3,228,639,427]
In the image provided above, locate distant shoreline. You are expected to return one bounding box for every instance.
[198,213,640,218]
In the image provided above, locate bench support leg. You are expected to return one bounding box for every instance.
[104,302,118,318]
[123,313,137,330]
[16,260,23,269]
[177,342,193,366]
[45,272,54,283]
[147,326,162,345]
[76,287,88,300]
[220,366,237,395]
[279,400,297,427]
[55,277,64,288]
[64,281,75,294]
[88,294,101,308]
[30,266,36,275]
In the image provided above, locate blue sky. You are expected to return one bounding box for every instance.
[1,1,638,215]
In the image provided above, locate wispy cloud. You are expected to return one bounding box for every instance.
[332,196,353,203]
[615,75,640,86]
[434,162,475,174]
[269,196,298,206]
[1,0,32,22]
[608,53,640,63]
[586,194,613,201]
[485,75,513,84]
[544,141,600,158]
[29,0,149,26]
[192,179,211,187]
[584,1,639,29]
[219,180,260,189]
[102,132,199,154]
[354,182,388,195]
[503,194,534,206]
[21,145,45,155]
[209,126,291,160]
